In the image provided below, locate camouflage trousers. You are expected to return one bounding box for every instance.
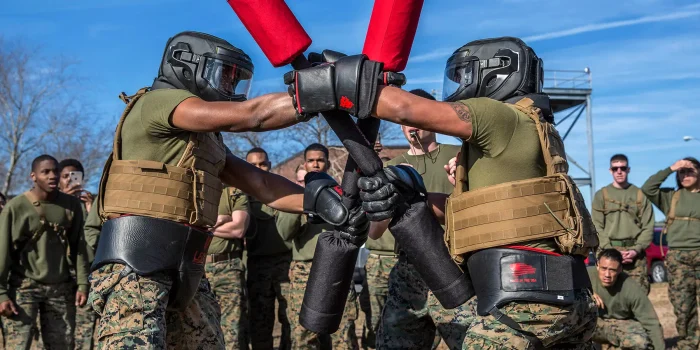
[88,263,225,349]
[2,276,76,349]
[205,255,248,349]
[361,254,397,349]
[591,318,652,350]
[74,302,98,349]
[462,288,597,349]
[605,247,649,295]
[377,257,467,350]
[665,249,700,350]
[247,252,292,350]
[288,260,359,350]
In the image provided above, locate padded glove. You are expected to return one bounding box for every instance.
[284,54,384,120]
[357,165,427,221]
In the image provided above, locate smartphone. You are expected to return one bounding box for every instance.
[69,171,84,187]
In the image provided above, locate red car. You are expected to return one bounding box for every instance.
[646,226,669,283]
[585,226,668,284]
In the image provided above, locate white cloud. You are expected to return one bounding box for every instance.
[409,48,453,63]
[524,9,700,42]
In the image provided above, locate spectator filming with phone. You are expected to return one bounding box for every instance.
[58,159,94,215]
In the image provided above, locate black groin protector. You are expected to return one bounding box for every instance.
[92,216,211,311]
[299,231,360,334]
[389,201,473,309]
[467,248,591,316]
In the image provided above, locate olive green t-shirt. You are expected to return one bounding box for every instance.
[120,89,197,164]
[0,192,88,302]
[208,187,248,255]
[277,212,333,261]
[587,267,664,350]
[460,97,556,251]
[367,144,461,254]
[642,168,700,250]
[245,196,293,257]
[592,184,655,253]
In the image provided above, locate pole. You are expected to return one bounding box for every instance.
[586,93,595,199]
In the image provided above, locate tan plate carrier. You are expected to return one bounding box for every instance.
[98,88,227,227]
[445,98,598,256]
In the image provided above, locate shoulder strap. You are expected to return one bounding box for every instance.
[668,191,681,221]
[113,87,150,160]
[636,188,644,220]
[453,143,469,196]
[510,98,568,176]
[20,191,49,253]
[660,190,682,256]
[601,187,609,210]
[23,191,45,221]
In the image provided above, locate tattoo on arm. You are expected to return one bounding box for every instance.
[449,103,472,124]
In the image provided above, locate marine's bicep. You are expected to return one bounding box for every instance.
[141,90,197,137]
[461,98,518,157]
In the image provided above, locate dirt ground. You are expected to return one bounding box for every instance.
[649,282,682,349]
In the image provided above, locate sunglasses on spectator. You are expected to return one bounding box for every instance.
[611,166,629,172]
[679,168,698,176]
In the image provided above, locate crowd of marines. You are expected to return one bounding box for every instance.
[0,30,699,350]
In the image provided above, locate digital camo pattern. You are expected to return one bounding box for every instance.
[592,318,652,350]
[665,249,700,350]
[206,257,248,349]
[88,263,225,350]
[3,276,76,349]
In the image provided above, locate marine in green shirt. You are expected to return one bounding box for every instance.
[365,89,462,349]
[589,249,664,350]
[58,158,98,350]
[288,37,597,348]
[89,31,308,349]
[243,148,294,349]
[0,155,88,348]
[206,187,250,349]
[642,158,700,350]
[282,144,358,349]
[592,154,654,294]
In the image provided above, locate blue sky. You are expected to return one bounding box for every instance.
[2,0,699,217]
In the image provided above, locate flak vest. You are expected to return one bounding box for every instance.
[98,88,227,227]
[444,98,598,256]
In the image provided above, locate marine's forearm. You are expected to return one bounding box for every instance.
[642,168,674,212]
[232,93,299,132]
[211,213,249,239]
[373,86,473,140]
[221,154,304,214]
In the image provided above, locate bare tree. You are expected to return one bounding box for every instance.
[283,117,336,148]
[0,38,81,194]
[40,109,115,188]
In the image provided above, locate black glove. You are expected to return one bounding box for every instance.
[308,50,406,87]
[335,204,369,245]
[284,54,384,120]
[357,165,427,222]
[303,172,348,225]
